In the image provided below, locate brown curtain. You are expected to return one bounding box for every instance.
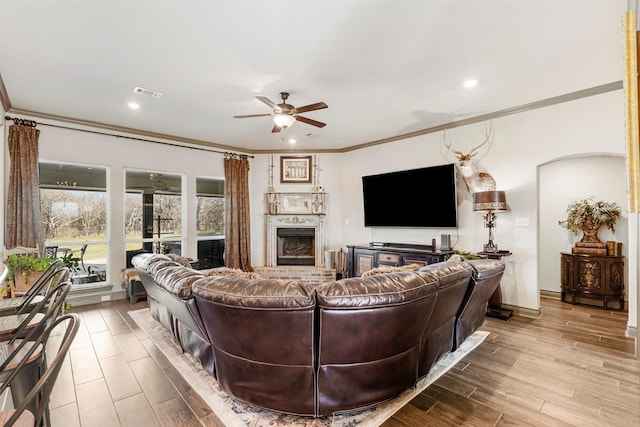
[224,154,252,271]
[6,121,44,251]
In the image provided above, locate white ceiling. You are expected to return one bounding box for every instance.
[0,0,629,153]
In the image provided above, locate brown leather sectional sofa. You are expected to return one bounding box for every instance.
[132,253,505,417]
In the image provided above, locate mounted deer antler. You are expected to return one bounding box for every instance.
[444,124,496,193]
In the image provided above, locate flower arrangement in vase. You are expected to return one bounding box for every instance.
[559,197,621,254]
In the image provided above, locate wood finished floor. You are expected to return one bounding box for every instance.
[47,296,639,427]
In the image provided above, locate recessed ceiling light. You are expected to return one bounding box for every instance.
[288,138,297,144]
[128,102,140,110]
[463,79,478,88]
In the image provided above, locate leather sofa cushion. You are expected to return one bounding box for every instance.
[203,267,262,280]
[193,277,316,309]
[464,258,505,278]
[418,260,473,288]
[131,253,172,271]
[315,271,439,308]
[315,270,439,415]
[194,276,317,416]
[416,260,474,377]
[166,253,193,267]
[147,260,180,276]
[453,258,505,350]
[153,266,205,299]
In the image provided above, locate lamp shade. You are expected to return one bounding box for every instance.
[273,114,296,128]
[473,190,509,212]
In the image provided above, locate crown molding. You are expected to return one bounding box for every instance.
[342,81,623,153]
[3,80,622,155]
[5,108,248,154]
[0,73,11,113]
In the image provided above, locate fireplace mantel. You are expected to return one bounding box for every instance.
[265,192,326,267]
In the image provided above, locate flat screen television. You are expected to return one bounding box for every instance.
[362,163,458,228]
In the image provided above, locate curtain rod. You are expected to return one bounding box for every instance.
[4,115,254,158]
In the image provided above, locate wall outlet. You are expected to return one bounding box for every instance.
[515,218,530,227]
[101,295,111,302]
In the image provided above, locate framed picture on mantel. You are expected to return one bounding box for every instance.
[280,156,312,183]
[280,194,313,214]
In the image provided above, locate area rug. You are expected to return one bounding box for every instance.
[129,309,489,427]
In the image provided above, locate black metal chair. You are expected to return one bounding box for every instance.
[0,281,72,426]
[77,244,88,272]
[43,246,58,259]
[0,281,72,343]
[0,313,80,427]
[66,244,88,274]
[0,263,7,285]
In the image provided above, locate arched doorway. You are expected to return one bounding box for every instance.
[538,154,630,319]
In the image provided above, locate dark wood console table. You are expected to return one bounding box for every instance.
[347,243,453,277]
[560,252,624,310]
[477,251,512,320]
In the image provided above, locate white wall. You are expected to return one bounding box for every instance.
[337,90,633,329]
[539,156,628,296]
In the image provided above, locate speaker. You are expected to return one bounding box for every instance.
[441,234,452,251]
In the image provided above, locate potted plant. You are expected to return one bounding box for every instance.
[559,197,621,244]
[444,250,483,261]
[4,253,56,294]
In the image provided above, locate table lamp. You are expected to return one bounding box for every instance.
[473,190,509,253]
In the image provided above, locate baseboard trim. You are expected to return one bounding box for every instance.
[625,325,637,338]
[67,285,126,307]
[502,303,541,319]
[540,290,562,300]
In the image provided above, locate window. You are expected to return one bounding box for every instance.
[196,177,225,268]
[39,162,108,286]
[125,170,182,258]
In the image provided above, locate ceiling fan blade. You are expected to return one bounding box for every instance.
[256,96,277,109]
[295,115,326,128]
[233,113,272,119]
[271,124,282,133]
[294,102,328,114]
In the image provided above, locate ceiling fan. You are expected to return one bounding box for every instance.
[233,92,328,133]
[149,173,169,191]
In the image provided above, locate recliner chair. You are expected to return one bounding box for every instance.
[453,259,505,350]
[416,261,474,378]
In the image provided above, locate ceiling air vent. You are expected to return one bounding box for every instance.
[133,87,163,98]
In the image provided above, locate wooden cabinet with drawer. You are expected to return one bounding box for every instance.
[347,244,452,277]
[560,252,625,310]
[376,252,401,266]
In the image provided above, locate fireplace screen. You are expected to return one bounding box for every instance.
[277,228,315,265]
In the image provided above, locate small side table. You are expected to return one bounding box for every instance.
[477,250,513,321]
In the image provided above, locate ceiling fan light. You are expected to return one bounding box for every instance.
[273,113,296,128]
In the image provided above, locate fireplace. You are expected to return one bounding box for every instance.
[277,228,315,266]
[266,212,325,267]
